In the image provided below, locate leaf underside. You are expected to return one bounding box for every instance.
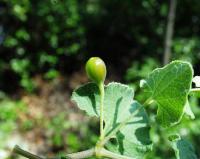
[105,101,152,159]
[141,61,193,127]
[72,82,152,158]
[170,137,197,159]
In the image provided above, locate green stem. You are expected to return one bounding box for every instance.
[99,82,105,141]
[190,88,200,93]
[143,97,154,107]
[66,148,95,159]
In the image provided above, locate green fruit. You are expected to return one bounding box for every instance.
[85,57,107,84]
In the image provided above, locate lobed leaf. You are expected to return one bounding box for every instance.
[141,61,193,127]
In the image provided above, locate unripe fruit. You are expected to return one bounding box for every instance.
[85,57,107,84]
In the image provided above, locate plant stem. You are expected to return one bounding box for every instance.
[14,145,95,159]
[99,82,105,141]
[14,145,135,159]
[143,97,154,107]
[66,148,95,159]
[163,0,177,65]
[190,88,200,93]
[13,145,44,159]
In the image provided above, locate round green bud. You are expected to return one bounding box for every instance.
[85,57,107,84]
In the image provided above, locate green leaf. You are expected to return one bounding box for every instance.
[71,82,136,124]
[141,61,193,127]
[103,82,135,135]
[72,82,152,157]
[106,101,152,158]
[170,137,197,159]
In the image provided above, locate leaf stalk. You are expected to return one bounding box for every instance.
[99,82,105,141]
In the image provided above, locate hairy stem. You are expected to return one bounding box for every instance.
[66,148,95,159]
[14,145,135,159]
[99,82,105,141]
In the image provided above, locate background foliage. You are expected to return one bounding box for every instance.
[0,0,200,158]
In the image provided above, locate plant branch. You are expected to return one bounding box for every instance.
[13,145,44,159]
[14,145,95,159]
[189,88,200,97]
[14,145,133,159]
[190,88,200,92]
[163,0,177,65]
[66,148,95,159]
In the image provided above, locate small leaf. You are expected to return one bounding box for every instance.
[192,76,200,87]
[170,137,197,159]
[141,61,193,127]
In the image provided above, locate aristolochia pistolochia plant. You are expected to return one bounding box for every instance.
[14,57,200,159]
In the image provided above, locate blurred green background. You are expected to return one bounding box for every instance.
[0,0,200,158]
